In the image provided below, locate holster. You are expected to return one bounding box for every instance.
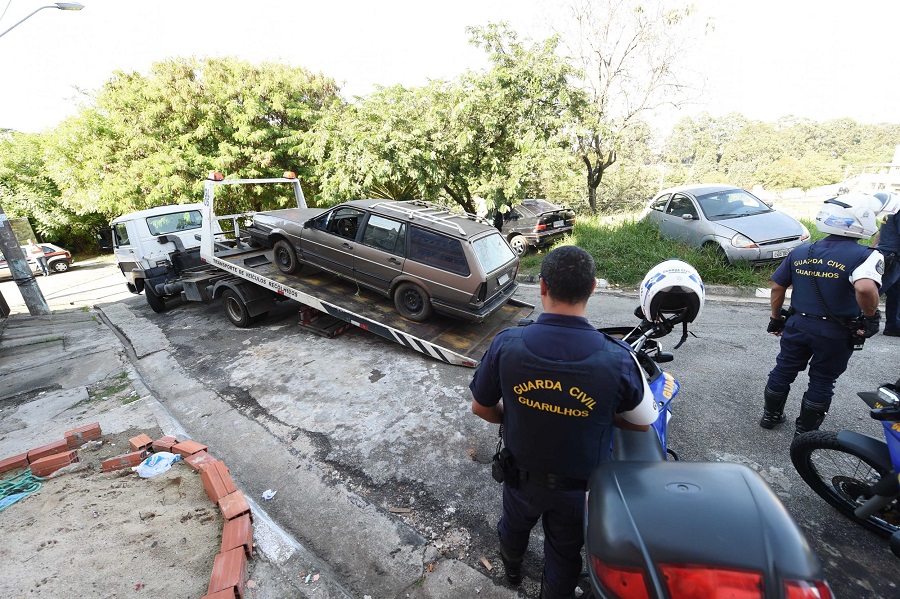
[492,447,519,487]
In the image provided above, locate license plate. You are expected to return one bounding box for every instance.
[773,249,789,259]
[498,273,510,285]
[553,220,565,228]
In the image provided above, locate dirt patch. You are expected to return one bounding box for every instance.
[0,431,220,598]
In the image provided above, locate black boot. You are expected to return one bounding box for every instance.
[498,539,523,585]
[794,396,827,437]
[759,386,788,429]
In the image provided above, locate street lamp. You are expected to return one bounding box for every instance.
[0,3,84,40]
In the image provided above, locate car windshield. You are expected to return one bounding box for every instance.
[473,232,516,273]
[696,190,771,220]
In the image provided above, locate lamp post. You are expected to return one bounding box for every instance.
[0,2,83,316]
[0,3,84,40]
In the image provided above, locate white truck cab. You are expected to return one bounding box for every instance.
[109,203,219,293]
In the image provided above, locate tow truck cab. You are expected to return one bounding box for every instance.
[105,204,220,293]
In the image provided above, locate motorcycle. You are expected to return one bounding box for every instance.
[790,377,900,558]
[583,316,832,599]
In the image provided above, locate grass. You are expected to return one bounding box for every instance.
[75,372,140,406]
[519,217,826,289]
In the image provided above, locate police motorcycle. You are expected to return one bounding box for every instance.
[584,260,833,599]
[791,377,900,559]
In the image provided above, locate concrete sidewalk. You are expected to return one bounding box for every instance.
[0,307,522,599]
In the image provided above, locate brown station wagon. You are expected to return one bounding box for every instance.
[247,199,521,323]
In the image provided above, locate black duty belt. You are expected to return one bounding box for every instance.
[795,311,854,327]
[517,469,587,491]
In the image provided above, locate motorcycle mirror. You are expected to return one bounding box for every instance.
[877,385,900,406]
[653,352,674,364]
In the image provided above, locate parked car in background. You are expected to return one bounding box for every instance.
[0,243,73,279]
[247,199,521,323]
[644,184,810,265]
[491,199,576,255]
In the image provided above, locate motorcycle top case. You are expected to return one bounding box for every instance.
[585,461,825,598]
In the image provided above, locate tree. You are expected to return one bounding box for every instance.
[45,57,341,218]
[308,24,579,215]
[560,0,703,211]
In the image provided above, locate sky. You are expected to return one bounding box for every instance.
[0,0,897,135]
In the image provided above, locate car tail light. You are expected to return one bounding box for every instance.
[784,580,833,599]
[535,222,547,232]
[660,564,763,599]
[591,556,650,599]
[64,252,71,259]
[475,282,487,302]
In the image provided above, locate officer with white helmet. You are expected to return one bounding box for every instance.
[871,192,900,336]
[761,193,884,436]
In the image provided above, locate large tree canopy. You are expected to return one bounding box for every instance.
[308,24,579,215]
[45,56,340,217]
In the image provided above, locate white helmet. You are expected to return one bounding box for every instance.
[639,259,705,325]
[815,193,879,239]
[873,192,900,217]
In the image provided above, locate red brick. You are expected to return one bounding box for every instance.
[30,450,79,477]
[151,435,178,452]
[172,439,208,457]
[0,452,29,474]
[101,450,147,473]
[27,439,70,463]
[218,490,252,522]
[128,433,154,452]
[201,590,238,599]
[184,450,218,472]
[201,461,237,503]
[64,422,102,448]
[221,513,253,557]
[207,547,247,598]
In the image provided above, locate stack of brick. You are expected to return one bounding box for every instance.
[0,422,102,479]
[197,456,254,599]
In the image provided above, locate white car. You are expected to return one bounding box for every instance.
[0,243,74,279]
[644,184,810,265]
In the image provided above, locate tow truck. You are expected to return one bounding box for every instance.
[105,174,533,367]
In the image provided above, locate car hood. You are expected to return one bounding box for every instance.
[715,211,805,242]
[254,207,326,227]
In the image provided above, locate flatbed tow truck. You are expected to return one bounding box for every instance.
[121,175,533,367]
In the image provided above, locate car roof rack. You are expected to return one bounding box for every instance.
[370,200,489,235]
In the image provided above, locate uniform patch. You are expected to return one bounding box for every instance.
[876,258,884,276]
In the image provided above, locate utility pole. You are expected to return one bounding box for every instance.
[0,203,50,316]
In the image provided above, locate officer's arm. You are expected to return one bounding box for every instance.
[770,282,788,319]
[854,279,880,317]
[471,397,503,424]
[614,413,649,432]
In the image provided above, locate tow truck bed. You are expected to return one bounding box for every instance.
[211,246,533,367]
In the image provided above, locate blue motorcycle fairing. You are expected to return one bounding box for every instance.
[648,371,678,454]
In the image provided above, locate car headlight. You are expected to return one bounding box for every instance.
[731,233,758,249]
[800,223,810,241]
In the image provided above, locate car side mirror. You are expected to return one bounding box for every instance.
[681,214,695,221]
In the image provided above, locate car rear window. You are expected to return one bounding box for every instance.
[409,227,470,276]
[473,233,516,274]
[522,199,559,214]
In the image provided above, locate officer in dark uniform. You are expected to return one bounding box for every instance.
[469,245,656,599]
[761,194,884,436]
[871,197,900,336]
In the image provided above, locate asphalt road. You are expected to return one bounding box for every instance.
[8,258,899,598]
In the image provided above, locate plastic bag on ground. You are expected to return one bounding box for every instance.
[132,452,181,478]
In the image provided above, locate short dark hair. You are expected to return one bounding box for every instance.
[539,245,596,304]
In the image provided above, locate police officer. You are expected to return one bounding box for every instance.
[761,194,884,436]
[871,193,900,336]
[469,245,657,599]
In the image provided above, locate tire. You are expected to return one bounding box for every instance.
[791,430,900,537]
[703,242,730,266]
[144,284,167,313]
[393,282,433,322]
[222,289,252,327]
[273,239,301,274]
[51,261,70,273]
[509,235,528,256]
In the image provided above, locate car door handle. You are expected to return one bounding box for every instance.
[388,257,401,265]
[341,243,353,249]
